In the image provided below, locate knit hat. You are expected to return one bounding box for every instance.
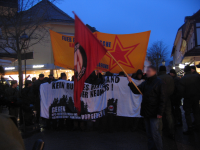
[159,66,166,72]
[184,65,191,72]
[170,69,176,75]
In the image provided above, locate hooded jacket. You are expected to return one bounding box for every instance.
[128,75,166,118]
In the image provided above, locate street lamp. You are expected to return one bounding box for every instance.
[162,59,165,66]
[20,32,29,80]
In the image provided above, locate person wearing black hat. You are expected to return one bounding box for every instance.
[5,80,19,118]
[21,80,34,126]
[60,73,67,80]
[32,74,45,123]
[178,65,200,135]
[190,65,198,74]
[158,66,175,139]
[169,69,182,127]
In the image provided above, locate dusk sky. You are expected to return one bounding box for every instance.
[56,0,200,62]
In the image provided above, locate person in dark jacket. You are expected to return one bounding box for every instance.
[169,69,182,127]
[21,80,34,126]
[158,66,175,139]
[5,80,19,119]
[178,65,200,134]
[32,74,44,123]
[127,65,166,150]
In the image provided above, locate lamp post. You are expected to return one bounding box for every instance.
[162,59,165,66]
[20,33,29,80]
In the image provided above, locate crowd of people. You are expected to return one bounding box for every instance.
[0,65,200,150]
[128,65,200,150]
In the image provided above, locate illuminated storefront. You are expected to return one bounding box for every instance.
[3,64,74,82]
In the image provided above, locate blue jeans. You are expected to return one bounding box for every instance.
[144,118,163,150]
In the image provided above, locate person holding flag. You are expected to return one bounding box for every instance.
[127,65,166,150]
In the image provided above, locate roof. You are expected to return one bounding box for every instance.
[184,9,200,21]
[171,9,200,56]
[24,0,74,24]
[86,24,98,32]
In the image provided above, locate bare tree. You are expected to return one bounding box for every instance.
[0,0,56,93]
[147,41,168,71]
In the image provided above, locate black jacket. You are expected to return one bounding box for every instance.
[21,87,34,104]
[171,76,181,101]
[158,71,174,97]
[178,71,200,99]
[32,79,44,97]
[128,75,166,118]
[5,87,19,107]
[32,79,44,109]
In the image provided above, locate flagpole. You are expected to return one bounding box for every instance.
[106,51,143,95]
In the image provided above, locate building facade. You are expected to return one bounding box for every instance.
[171,10,200,74]
[2,0,75,81]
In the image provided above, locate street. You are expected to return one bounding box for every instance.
[23,112,200,150]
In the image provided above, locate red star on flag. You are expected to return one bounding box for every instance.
[106,36,139,71]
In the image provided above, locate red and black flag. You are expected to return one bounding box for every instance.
[73,13,107,113]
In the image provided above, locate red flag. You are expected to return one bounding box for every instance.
[74,13,107,113]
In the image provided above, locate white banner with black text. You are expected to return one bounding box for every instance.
[40,77,144,120]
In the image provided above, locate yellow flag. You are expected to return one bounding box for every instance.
[50,30,151,74]
[50,30,75,69]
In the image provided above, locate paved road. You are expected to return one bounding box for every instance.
[23,120,200,150]
[2,106,200,150]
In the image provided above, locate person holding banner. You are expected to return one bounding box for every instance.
[127,65,166,150]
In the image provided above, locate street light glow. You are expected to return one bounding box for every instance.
[179,64,185,69]
[33,65,44,68]
[5,67,15,70]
